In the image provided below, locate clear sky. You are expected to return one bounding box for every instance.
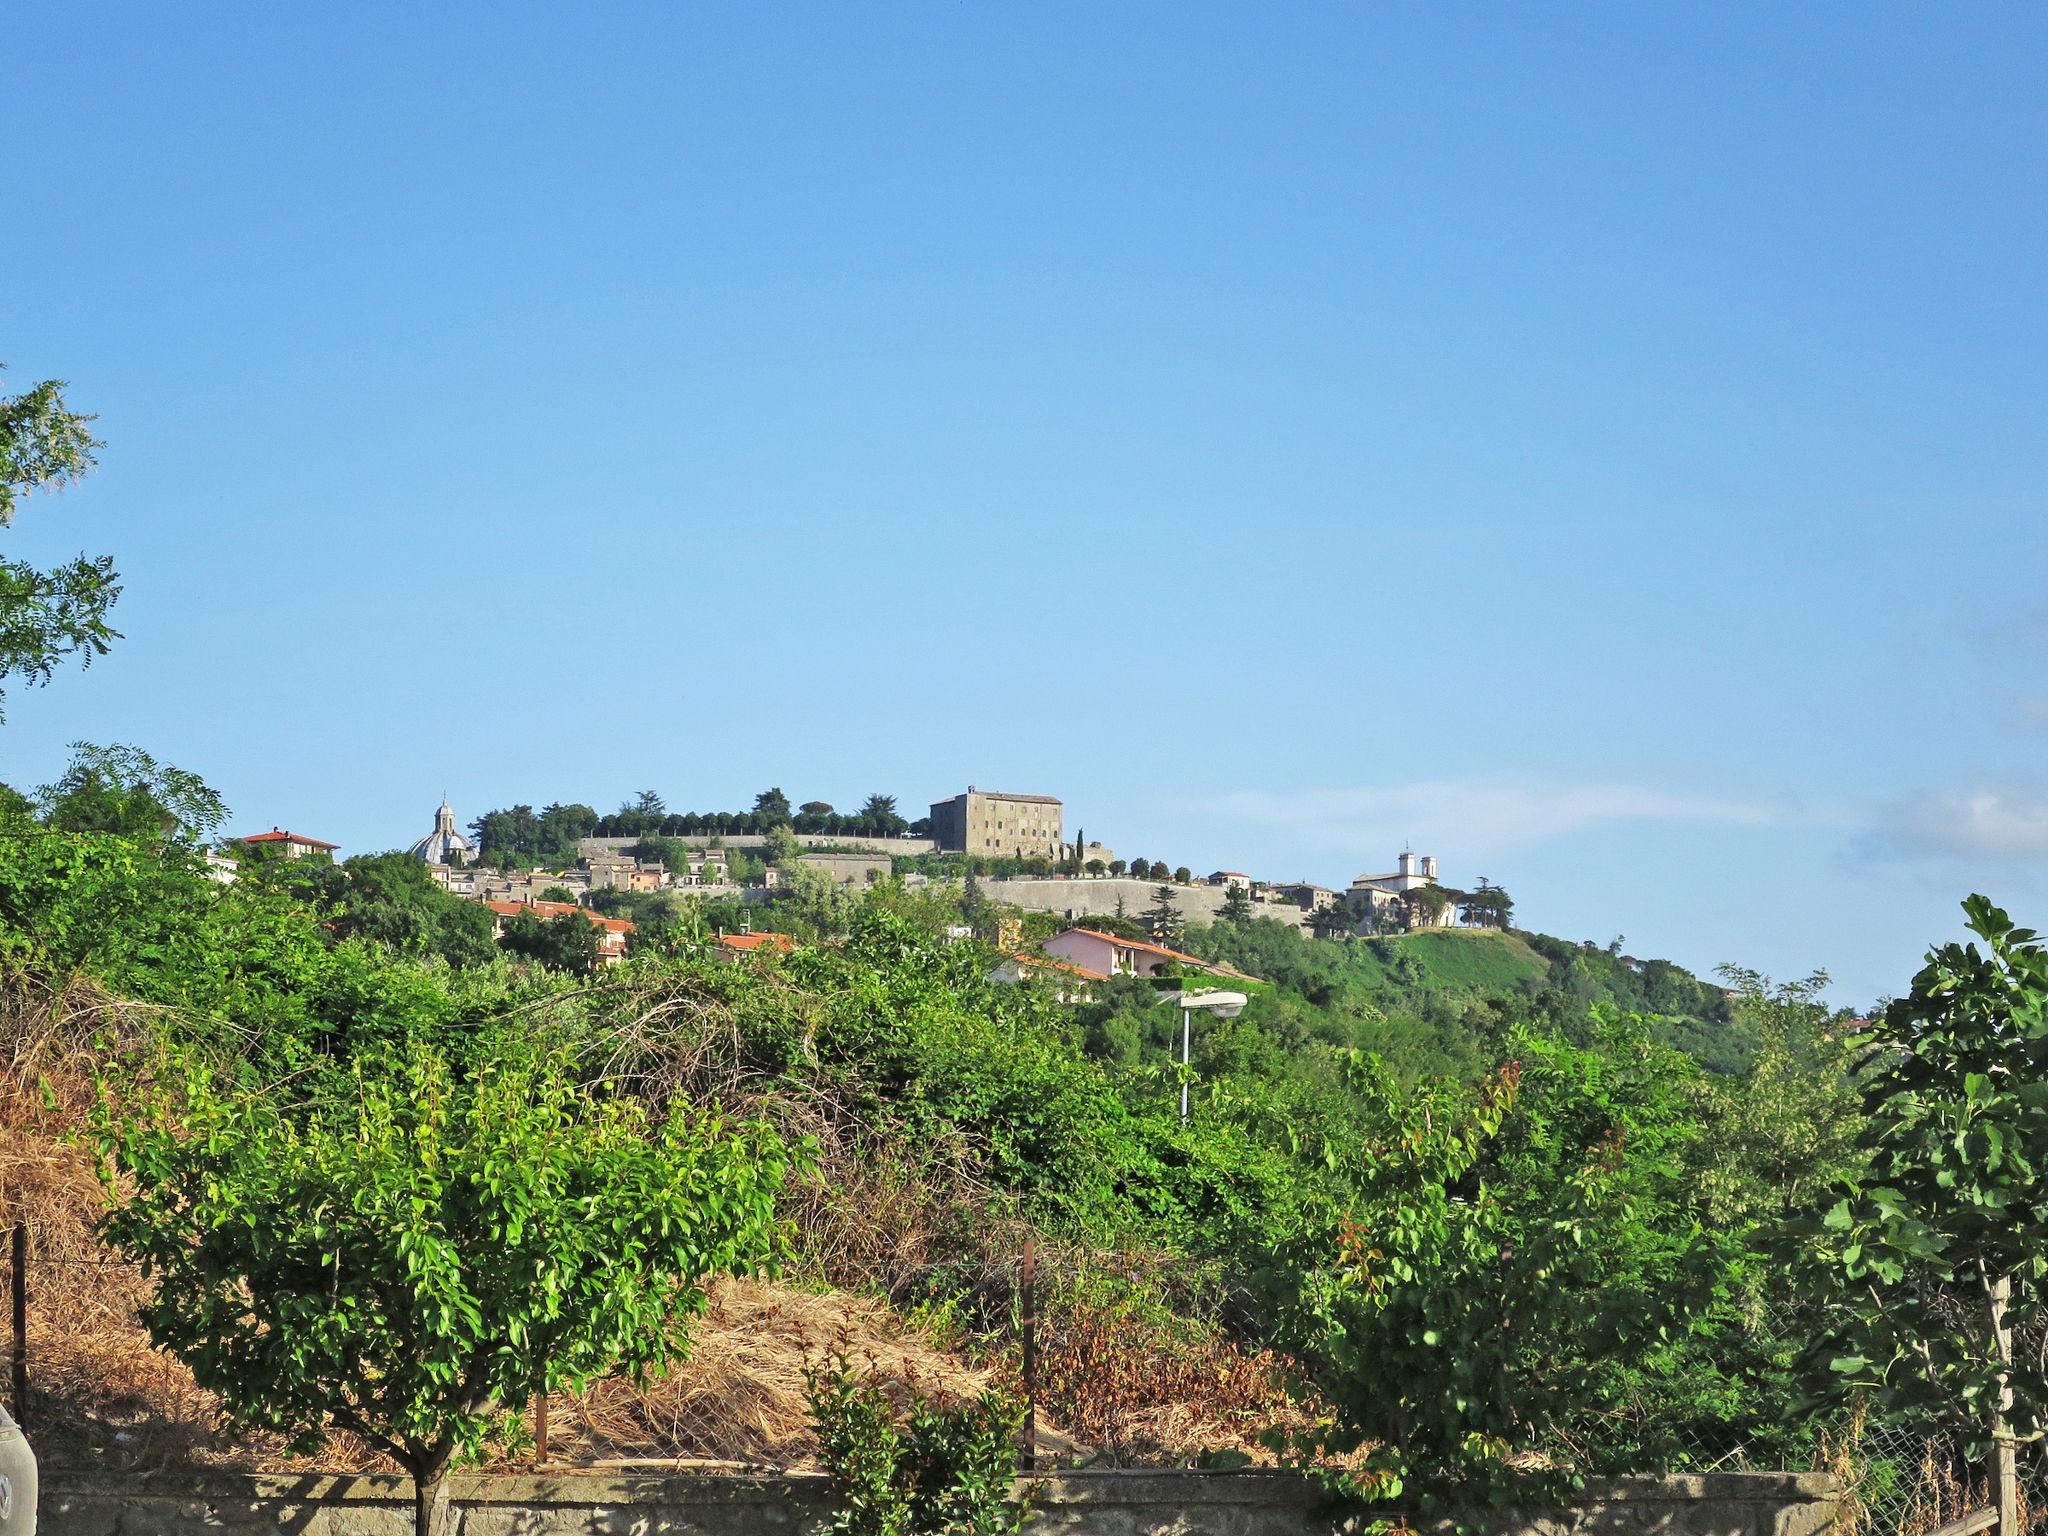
[5,3,2044,1007]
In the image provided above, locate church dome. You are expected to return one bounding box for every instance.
[408,799,476,866]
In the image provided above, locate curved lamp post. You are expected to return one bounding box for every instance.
[1171,989,1247,1122]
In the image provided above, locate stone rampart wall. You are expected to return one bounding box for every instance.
[979,878,1313,933]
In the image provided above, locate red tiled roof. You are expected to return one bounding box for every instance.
[1061,928,1209,966]
[235,830,340,849]
[483,899,634,934]
[1002,951,1097,980]
[717,931,796,953]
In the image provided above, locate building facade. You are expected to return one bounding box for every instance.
[231,829,340,861]
[1041,927,1230,981]
[928,787,1064,860]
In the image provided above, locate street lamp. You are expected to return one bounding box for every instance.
[1171,989,1247,1122]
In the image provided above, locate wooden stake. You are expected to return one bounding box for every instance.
[1019,1236,1037,1472]
[11,1224,26,1430]
[1991,1273,2017,1536]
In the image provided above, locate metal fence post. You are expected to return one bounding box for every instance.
[11,1223,26,1430]
[1018,1236,1037,1472]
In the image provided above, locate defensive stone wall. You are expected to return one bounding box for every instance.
[36,1466,1839,1536]
[980,877,1313,933]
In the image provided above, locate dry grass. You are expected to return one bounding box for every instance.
[551,1278,996,1469]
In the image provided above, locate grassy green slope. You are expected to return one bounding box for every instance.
[1178,919,1745,1077]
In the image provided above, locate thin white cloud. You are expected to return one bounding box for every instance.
[2011,694,2048,733]
[1207,779,1784,859]
[1988,606,2048,655]
[1857,787,2048,865]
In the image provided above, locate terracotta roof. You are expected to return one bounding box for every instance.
[235,830,340,849]
[483,899,634,934]
[1057,928,1212,967]
[1001,951,1097,980]
[717,931,796,953]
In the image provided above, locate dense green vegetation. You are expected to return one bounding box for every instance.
[1167,917,1744,1082]
[1,752,1882,1504]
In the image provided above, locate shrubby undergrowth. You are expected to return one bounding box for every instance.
[0,779,1880,1514]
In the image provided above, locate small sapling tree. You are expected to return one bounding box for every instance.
[1220,883,1254,926]
[1804,896,2048,1536]
[96,1038,795,1536]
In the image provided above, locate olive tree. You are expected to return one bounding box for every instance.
[96,1038,796,1536]
[1805,897,2048,1536]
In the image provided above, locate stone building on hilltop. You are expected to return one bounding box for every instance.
[928,786,1064,861]
[1348,850,1452,928]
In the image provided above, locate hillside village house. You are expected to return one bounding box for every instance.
[231,829,339,860]
[482,899,634,964]
[929,787,1064,860]
[1041,927,1239,982]
[1206,871,1253,890]
[988,950,1098,1002]
[1270,881,1338,912]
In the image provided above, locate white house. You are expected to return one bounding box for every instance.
[1347,851,1452,928]
[1041,927,1239,981]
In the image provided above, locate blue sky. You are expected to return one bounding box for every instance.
[4,3,2043,1006]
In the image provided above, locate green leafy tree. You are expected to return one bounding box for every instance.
[1694,968,1865,1228]
[1265,1019,1744,1517]
[753,787,793,825]
[1173,865,1192,885]
[764,822,803,868]
[1,370,119,718]
[1108,859,1127,877]
[257,852,499,969]
[1220,884,1254,926]
[859,794,905,835]
[498,908,602,974]
[35,740,227,844]
[1459,880,1515,930]
[800,801,836,818]
[1397,884,1452,929]
[1804,897,2048,1536]
[536,884,580,905]
[96,1038,794,1536]
[1309,903,1353,941]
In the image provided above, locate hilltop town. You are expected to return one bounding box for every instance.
[220,783,1515,978]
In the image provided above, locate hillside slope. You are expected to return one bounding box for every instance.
[1177,919,1745,1076]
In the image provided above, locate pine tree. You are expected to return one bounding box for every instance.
[1145,884,1183,945]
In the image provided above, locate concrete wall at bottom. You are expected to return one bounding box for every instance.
[37,1466,1838,1536]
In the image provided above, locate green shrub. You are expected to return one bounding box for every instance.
[807,1356,1034,1536]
